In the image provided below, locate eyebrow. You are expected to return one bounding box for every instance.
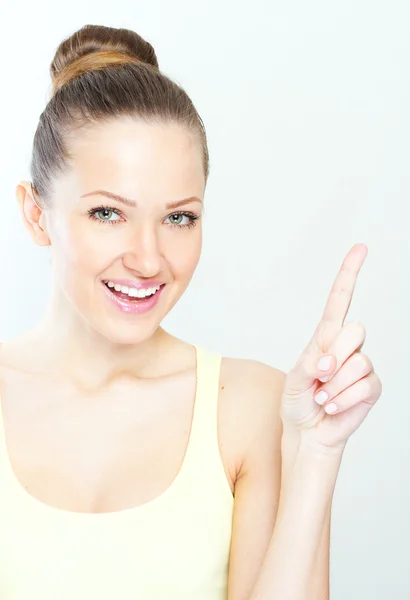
[80,190,202,210]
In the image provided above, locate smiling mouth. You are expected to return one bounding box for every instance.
[102,281,166,302]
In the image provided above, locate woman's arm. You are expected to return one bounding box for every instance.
[279,422,332,600]
[226,364,335,600]
[248,431,343,600]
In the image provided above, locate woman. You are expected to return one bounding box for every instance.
[0,24,382,600]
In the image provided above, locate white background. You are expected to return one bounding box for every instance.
[0,0,408,597]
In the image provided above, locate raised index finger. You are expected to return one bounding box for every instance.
[321,243,368,327]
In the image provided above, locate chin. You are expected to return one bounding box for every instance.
[95,320,163,346]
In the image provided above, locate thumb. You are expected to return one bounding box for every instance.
[285,350,336,395]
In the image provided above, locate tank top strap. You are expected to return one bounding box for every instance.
[180,344,224,474]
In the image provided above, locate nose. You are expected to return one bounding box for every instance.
[121,222,165,277]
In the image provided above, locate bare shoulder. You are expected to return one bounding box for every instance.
[218,355,286,492]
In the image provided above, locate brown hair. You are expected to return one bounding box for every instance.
[30,24,210,208]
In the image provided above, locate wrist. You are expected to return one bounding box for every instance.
[298,431,346,461]
[281,418,346,461]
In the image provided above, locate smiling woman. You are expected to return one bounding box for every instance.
[0,19,383,600]
[4,22,242,600]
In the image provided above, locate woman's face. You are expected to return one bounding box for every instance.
[41,117,205,344]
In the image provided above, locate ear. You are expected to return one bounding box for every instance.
[15,181,51,247]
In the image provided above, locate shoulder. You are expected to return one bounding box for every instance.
[218,355,286,486]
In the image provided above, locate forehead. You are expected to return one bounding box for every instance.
[65,117,205,199]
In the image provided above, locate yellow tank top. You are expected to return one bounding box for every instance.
[0,344,234,599]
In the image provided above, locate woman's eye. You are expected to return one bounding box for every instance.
[95,209,121,222]
[87,206,123,224]
[167,214,185,225]
[164,212,199,229]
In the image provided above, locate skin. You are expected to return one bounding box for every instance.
[14,117,206,387]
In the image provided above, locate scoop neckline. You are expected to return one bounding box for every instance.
[0,342,201,521]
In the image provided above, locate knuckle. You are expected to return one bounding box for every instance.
[353,352,371,372]
[347,320,366,340]
[364,378,373,398]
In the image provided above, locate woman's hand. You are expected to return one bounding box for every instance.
[280,243,383,454]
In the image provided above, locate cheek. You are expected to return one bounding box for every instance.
[166,230,202,276]
[51,220,116,282]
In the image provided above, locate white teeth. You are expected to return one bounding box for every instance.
[104,281,161,298]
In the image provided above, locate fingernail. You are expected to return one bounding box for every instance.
[318,356,332,371]
[315,391,328,405]
[325,403,337,414]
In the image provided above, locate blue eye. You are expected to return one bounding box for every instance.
[87,207,122,224]
[164,211,200,229]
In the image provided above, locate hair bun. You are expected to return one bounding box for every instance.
[51,24,159,93]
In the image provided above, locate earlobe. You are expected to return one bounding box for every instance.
[15,181,51,247]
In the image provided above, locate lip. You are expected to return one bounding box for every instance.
[102,278,166,290]
[101,281,166,315]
